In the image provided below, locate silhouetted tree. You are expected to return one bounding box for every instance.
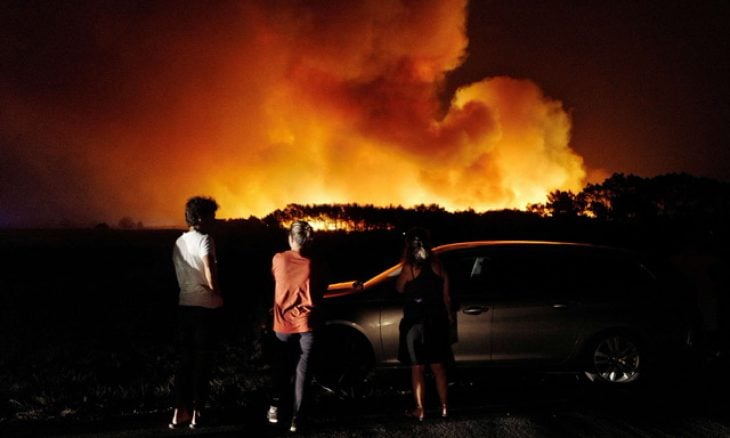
[545,190,582,217]
[118,216,136,229]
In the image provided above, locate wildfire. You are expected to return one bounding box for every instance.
[1,0,586,227]
[278,217,387,232]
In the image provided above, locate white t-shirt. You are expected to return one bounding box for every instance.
[173,229,223,309]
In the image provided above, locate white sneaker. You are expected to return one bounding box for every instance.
[267,406,278,424]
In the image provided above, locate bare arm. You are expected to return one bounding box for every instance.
[442,271,452,321]
[434,260,452,321]
[202,254,219,294]
[395,263,411,293]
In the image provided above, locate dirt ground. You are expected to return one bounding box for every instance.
[9,361,730,438]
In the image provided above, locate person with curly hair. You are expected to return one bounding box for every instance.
[169,196,222,429]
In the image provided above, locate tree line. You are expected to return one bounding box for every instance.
[257,173,728,230]
[528,173,730,224]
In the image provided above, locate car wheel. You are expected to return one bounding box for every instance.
[583,333,642,384]
[313,329,374,399]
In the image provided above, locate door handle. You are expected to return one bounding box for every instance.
[462,306,489,315]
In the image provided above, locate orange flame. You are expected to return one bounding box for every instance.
[0,0,586,227]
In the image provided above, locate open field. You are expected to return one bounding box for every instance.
[1,219,728,434]
[0,226,402,426]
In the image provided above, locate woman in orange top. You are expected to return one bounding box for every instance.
[268,221,321,433]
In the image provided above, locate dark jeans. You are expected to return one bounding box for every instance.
[173,306,221,411]
[272,331,315,418]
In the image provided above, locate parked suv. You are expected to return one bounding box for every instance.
[315,241,695,396]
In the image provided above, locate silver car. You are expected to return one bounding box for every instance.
[315,241,695,396]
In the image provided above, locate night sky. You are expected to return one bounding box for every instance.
[453,0,730,183]
[2,0,729,227]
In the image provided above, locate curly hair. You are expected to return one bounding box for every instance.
[185,196,219,226]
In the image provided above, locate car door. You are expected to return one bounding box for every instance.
[487,246,586,364]
[380,251,496,365]
[377,271,406,365]
[442,250,494,363]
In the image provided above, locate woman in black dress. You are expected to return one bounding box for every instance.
[396,228,452,421]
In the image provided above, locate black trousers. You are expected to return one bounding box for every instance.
[272,331,315,418]
[173,306,221,410]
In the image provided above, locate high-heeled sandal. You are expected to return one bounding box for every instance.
[441,404,448,418]
[189,409,203,429]
[406,406,425,421]
[168,408,191,429]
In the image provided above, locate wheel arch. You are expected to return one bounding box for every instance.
[579,326,650,384]
[319,320,376,366]
[578,326,650,361]
[313,321,377,399]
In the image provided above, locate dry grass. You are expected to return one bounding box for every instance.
[0,332,271,425]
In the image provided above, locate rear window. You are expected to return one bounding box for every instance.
[571,252,656,301]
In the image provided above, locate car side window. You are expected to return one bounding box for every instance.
[459,246,585,301]
[488,249,574,300]
[442,245,656,303]
[574,253,656,301]
[442,249,552,300]
[442,252,492,299]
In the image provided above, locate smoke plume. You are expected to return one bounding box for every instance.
[0,0,585,226]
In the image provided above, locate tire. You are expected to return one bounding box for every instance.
[313,328,374,399]
[583,332,642,384]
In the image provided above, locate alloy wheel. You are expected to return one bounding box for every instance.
[586,334,641,383]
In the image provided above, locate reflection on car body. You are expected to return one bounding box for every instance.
[316,241,695,395]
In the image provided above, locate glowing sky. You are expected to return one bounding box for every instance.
[1,0,728,227]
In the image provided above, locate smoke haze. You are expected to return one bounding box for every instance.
[0,0,585,227]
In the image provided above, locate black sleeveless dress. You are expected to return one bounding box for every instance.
[398,263,452,365]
